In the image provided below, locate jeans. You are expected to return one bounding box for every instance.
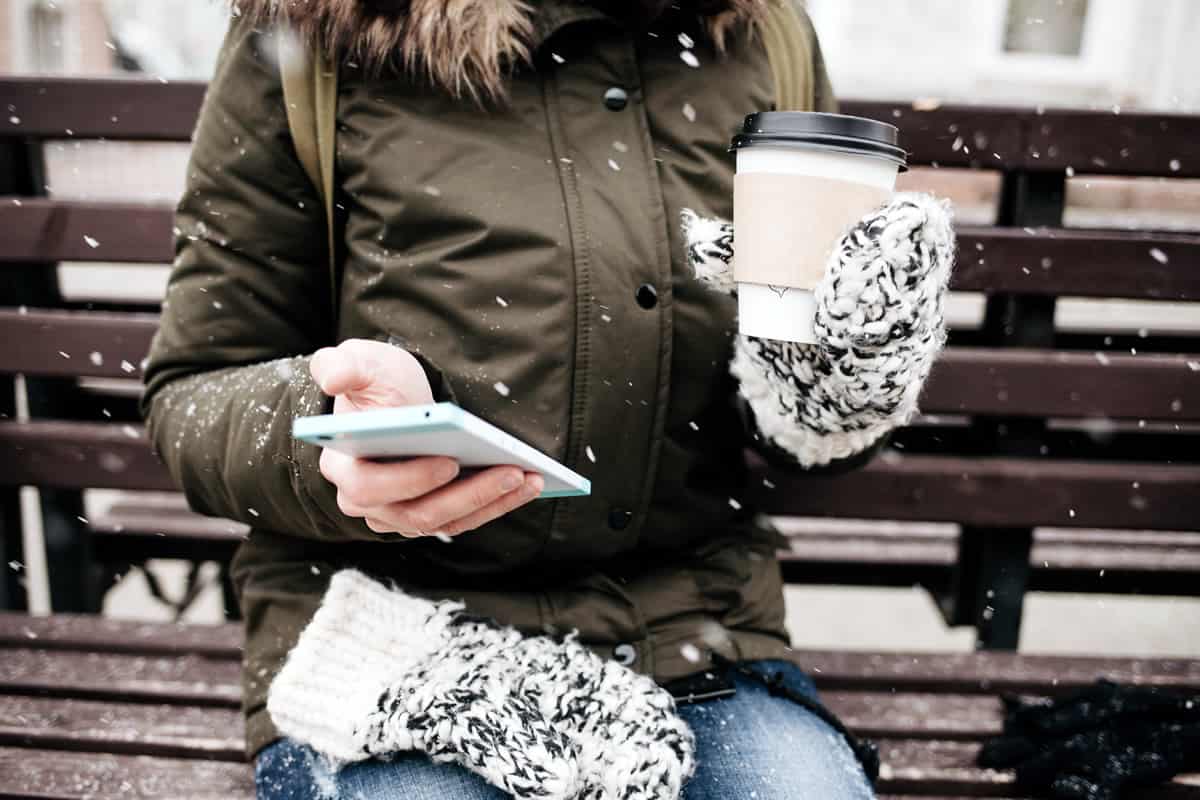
[256,659,875,800]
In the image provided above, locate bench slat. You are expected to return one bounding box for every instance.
[951,227,1200,301]
[0,746,254,799]
[0,420,174,491]
[800,651,1200,695]
[874,740,1198,798]
[0,649,241,707]
[5,615,1197,699]
[6,200,1200,301]
[923,347,1200,421]
[750,453,1200,531]
[5,308,1198,420]
[0,742,1192,800]
[6,78,1198,177]
[0,309,155,379]
[0,613,241,658]
[4,422,1198,529]
[0,696,243,760]
[0,200,176,264]
[0,77,208,140]
[0,691,1001,757]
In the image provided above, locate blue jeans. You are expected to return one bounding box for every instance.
[256,660,874,799]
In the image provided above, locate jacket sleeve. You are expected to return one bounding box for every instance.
[140,15,424,543]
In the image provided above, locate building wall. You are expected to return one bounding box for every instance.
[807,0,1200,111]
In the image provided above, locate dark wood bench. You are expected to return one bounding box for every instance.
[2,76,1198,644]
[2,613,1197,798]
[1,77,1199,797]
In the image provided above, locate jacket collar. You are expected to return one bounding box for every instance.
[238,0,767,101]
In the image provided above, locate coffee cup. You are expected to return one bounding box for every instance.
[730,112,907,343]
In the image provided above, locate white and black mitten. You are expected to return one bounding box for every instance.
[509,635,696,799]
[267,570,581,797]
[268,570,695,799]
[682,193,955,468]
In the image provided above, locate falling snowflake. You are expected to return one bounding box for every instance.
[89,352,104,366]
[551,53,566,64]
[678,33,694,48]
[1169,159,1182,172]
[83,235,100,249]
[682,103,696,122]
[248,508,260,517]
[120,360,136,373]
[680,643,701,663]
[585,445,596,463]
[493,381,510,397]
[1149,247,1168,264]
[608,158,621,171]
[680,51,700,68]
[496,296,509,307]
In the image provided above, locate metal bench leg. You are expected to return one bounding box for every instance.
[2,137,101,613]
[944,526,1034,650]
[938,169,1065,650]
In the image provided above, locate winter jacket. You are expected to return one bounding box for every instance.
[141,0,837,756]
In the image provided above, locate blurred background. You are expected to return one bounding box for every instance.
[2,0,1197,657]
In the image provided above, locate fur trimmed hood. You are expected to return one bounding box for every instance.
[236,0,769,101]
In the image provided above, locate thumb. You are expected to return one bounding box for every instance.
[310,345,372,397]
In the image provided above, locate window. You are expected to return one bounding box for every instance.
[1003,0,1091,57]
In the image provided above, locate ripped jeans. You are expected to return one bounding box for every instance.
[255,659,875,800]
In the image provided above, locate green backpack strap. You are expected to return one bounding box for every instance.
[278,39,340,319]
[761,0,818,111]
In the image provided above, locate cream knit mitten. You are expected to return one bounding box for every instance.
[682,193,955,468]
[267,570,695,799]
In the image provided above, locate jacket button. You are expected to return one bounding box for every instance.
[603,87,629,111]
[608,507,633,530]
[636,283,658,309]
[613,643,637,665]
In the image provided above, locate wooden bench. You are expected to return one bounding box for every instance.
[1,76,1199,797]
[2,76,1199,644]
[2,612,1198,798]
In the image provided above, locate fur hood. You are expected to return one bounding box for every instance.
[236,0,770,101]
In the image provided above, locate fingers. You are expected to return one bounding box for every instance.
[353,466,542,538]
[681,208,737,295]
[434,473,544,537]
[321,449,460,508]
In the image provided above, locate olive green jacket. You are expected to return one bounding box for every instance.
[141,0,836,756]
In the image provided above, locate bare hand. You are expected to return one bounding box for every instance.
[309,339,543,538]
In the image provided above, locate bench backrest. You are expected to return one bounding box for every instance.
[1,79,1198,610]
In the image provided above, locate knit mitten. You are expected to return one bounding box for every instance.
[682,193,955,468]
[509,634,697,799]
[978,680,1200,800]
[267,569,581,797]
[267,570,696,799]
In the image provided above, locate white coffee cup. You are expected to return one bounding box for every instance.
[731,112,907,343]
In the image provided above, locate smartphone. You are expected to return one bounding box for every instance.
[292,402,591,499]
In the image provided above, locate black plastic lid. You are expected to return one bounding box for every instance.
[731,111,907,170]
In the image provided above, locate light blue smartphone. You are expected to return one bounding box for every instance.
[292,402,591,499]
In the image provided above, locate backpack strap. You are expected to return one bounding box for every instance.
[760,0,817,111]
[278,39,340,320]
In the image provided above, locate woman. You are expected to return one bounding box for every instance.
[141,1,953,797]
